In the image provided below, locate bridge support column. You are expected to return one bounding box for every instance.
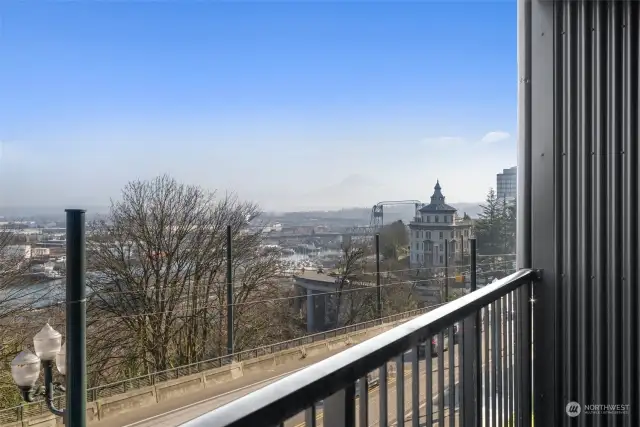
[315,292,327,331]
[293,285,302,312]
[306,289,315,333]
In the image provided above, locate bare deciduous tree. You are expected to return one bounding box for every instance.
[85,175,282,383]
[327,236,421,329]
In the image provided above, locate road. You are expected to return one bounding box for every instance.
[92,321,515,427]
[91,347,461,427]
[284,346,461,427]
[90,346,354,427]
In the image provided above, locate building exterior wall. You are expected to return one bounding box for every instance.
[496,166,517,200]
[408,183,474,267]
[522,0,640,424]
[408,224,472,267]
[32,247,50,257]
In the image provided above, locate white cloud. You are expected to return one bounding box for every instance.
[480,131,511,143]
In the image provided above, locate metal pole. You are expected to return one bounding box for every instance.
[444,239,449,302]
[375,233,381,318]
[65,209,86,427]
[226,225,234,356]
[470,239,477,293]
[471,239,482,423]
[461,237,479,427]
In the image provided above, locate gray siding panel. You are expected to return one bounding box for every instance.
[525,1,639,426]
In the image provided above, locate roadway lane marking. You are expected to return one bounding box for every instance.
[121,367,308,427]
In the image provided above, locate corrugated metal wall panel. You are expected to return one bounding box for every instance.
[525,1,639,426]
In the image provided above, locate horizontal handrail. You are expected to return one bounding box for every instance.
[182,268,536,427]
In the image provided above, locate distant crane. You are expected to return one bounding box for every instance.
[370,200,424,231]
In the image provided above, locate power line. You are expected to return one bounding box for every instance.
[8,263,517,313]
[60,260,515,297]
[12,268,518,325]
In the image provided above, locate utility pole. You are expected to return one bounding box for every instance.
[226,225,234,356]
[444,239,449,302]
[375,233,381,318]
[65,209,87,427]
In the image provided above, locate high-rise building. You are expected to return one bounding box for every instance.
[496,166,517,201]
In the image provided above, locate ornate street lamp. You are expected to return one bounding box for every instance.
[11,323,66,417]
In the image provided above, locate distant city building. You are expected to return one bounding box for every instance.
[1,244,32,260]
[261,222,283,233]
[497,166,517,201]
[32,247,51,257]
[408,181,474,267]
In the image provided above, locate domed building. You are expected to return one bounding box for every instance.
[408,181,474,267]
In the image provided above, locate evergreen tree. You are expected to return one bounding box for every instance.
[379,220,408,260]
[503,197,517,253]
[475,188,505,255]
[475,189,517,257]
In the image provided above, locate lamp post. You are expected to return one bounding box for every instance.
[11,323,66,417]
[11,208,87,424]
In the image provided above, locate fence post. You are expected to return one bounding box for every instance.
[323,383,356,427]
[461,238,479,427]
[226,225,234,357]
[444,239,449,302]
[375,233,382,318]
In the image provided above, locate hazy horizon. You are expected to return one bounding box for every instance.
[0,200,486,218]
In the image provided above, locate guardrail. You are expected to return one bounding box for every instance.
[0,307,431,424]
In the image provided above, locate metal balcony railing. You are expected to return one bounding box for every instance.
[183,268,538,427]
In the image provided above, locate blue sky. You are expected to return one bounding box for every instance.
[0,1,518,211]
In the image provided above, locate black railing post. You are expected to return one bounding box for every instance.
[375,233,382,318]
[444,239,449,302]
[226,225,234,356]
[517,280,533,427]
[323,383,356,427]
[462,238,480,427]
[65,209,87,427]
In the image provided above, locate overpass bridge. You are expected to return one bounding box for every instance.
[292,272,394,333]
[262,226,376,241]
